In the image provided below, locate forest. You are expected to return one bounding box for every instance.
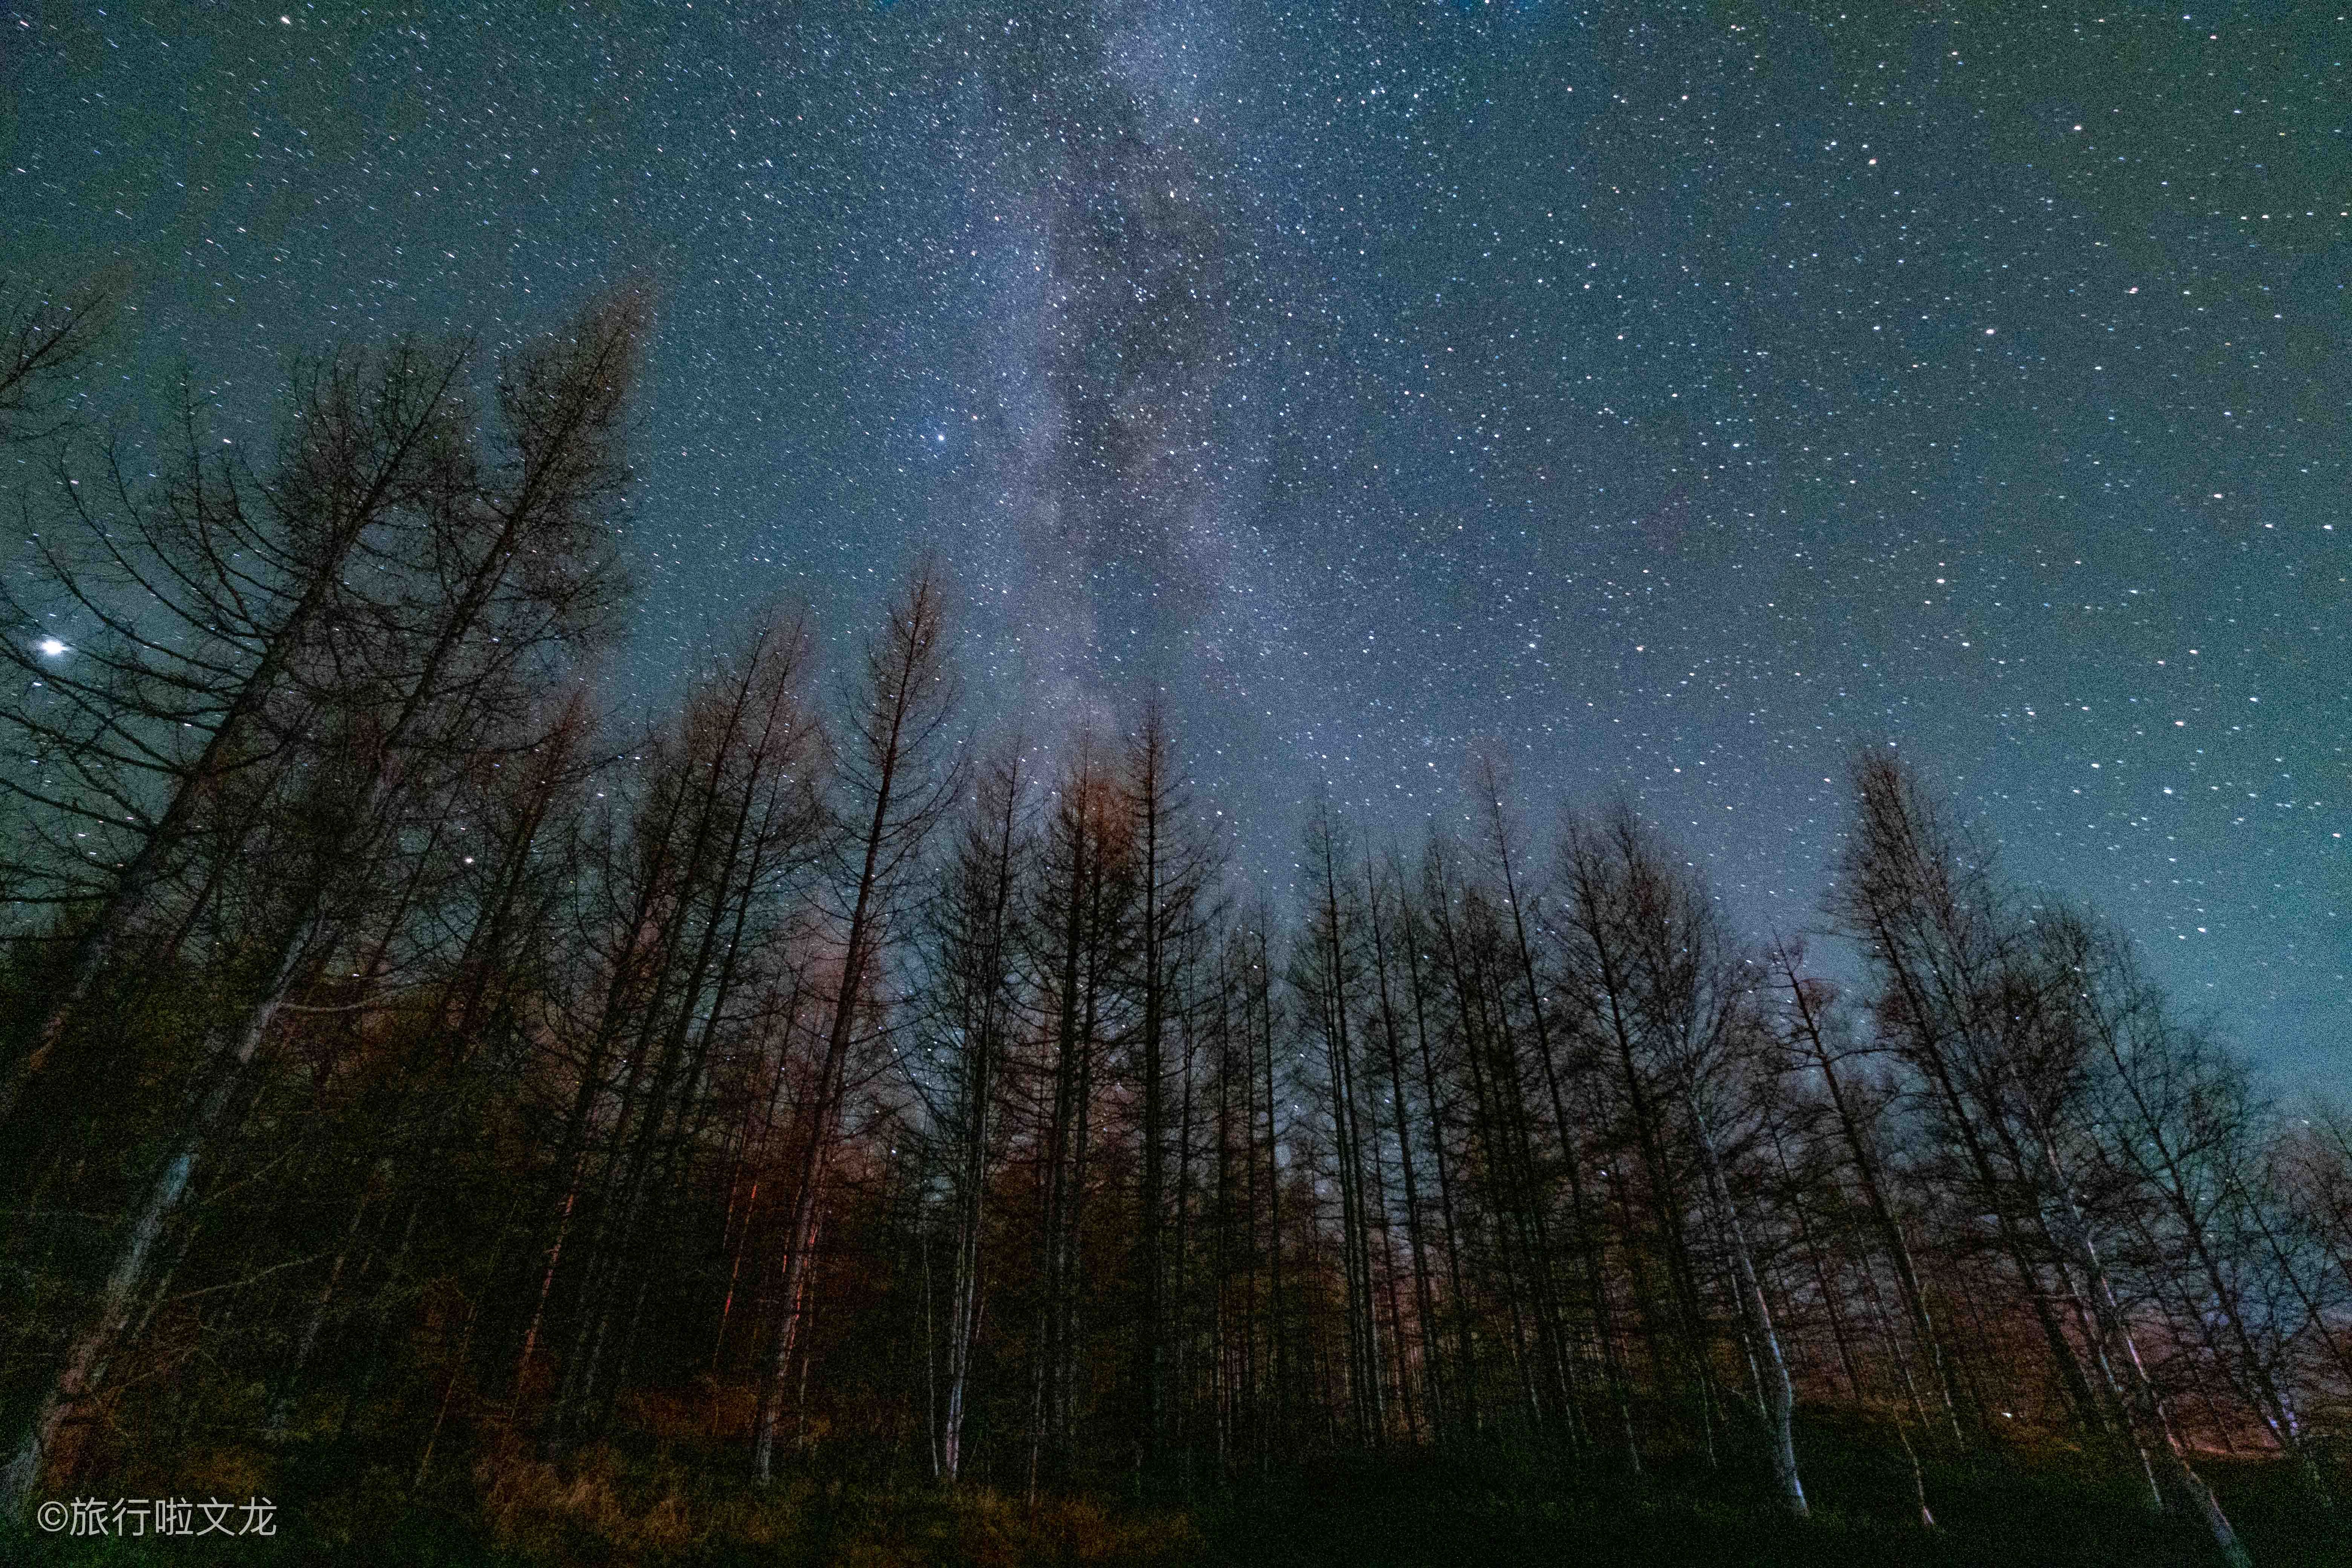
[0,283,2346,1566]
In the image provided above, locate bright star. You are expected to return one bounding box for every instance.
[35,639,65,657]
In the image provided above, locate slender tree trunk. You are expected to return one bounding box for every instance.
[3,912,313,1512]
[1778,957,1968,1442]
[1401,916,1478,1438]
[1259,928,1287,1450]
[2024,1115,2252,1566]
[1,1153,193,1512]
[266,1159,388,1441]
[1688,1093,1806,1516]
[1365,871,1442,1439]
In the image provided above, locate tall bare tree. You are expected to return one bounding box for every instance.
[753,560,962,1484]
[912,738,1031,1481]
[1562,808,1807,1514]
[0,336,476,1126]
[1125,699,1219,1476]
[1831,750,2250,1565]
[2,291,642,1515]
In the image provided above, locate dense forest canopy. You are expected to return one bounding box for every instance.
[0,281,2344,1565]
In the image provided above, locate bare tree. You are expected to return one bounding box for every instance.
[1556,810,1723,1465]
[1019,733,1134,1497]
[0,336,476,1125]
[2048,914,2334,1506]
[542,607,824,1447]
[1124,698,1219,1476]
[753,560,962,1484]
[911,737,1031,1481]
[1831,750,2251,1565]
[1295,797,1386,1444]
[2,292,641,1516]
[0,275,117,448]
[1768,938,1968,1444]
[1563,808,1807,1515]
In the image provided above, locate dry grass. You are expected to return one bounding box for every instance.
[476,1438,728,1559]
[470,1436,1196,1566]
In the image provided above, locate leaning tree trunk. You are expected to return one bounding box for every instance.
[0,345,470,1126]
[2026,1118,2252,1568]
[2,914,316,1515]
[1687,1092,1807,1517]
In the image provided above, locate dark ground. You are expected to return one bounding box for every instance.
[6,1418,2344,1566]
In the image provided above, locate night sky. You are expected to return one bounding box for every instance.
[2,2,2343,1083]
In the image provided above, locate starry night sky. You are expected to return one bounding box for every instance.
[2,1,2344,1083]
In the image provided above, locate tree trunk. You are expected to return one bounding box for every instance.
[1688,1094,1806,1517]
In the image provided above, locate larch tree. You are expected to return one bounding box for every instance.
[1831,750,2251,1566]
[753,559,962,1484]
[912,737,1032,1482]
[0,335,477,1127]
[2,291,643,1516]
[1124,697,1220,1479]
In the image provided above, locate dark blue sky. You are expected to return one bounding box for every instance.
[3,0,2344,1083]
